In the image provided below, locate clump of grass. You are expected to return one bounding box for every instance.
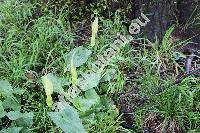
[127,28,200,132]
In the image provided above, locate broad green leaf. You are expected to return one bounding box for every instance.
[64,46,92,71]
[15,112,34,128]
[78,72,101,91]
[52,96,69,112]
[42,73,64,93]
[6,111,34,130]
[73,89,100,112]
[2,96,20,111]
[0,127,23,133]
[91,17,98,47]
[6,111,23,120]
[60,77,70,86]
[48,105,86,133]
[0,80,13,96]
[0,101,6,118]
[1,112,33,132]
[65,86,81,102]
[12,88,25,95]
[101,69,116,82]
[41,73,64,107]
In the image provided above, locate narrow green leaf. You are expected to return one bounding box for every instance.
[161,25,174,51]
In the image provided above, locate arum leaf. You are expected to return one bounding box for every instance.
[6,111,34,125]
[0,80,13,97]
[52,95,69,112]
[91,17,98,47]
[78,72,101,91]
[6,111,23,120]
[0,101,6,118]
[42,73,64,94]
[15,112,34,128]
[64,46,92,72]
[0,127,23,133]
[5,111,34,132]
[101,69,116,82]
[48,105,86,133]
[13,88,25,95]
[73,89,100,112]
[3,96,20,111]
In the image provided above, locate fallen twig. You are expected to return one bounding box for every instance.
[174,67,200,84]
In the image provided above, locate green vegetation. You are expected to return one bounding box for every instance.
[0,0,199,133]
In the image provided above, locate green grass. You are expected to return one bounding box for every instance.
[0,0,199,133]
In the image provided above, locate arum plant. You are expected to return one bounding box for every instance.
[70,52,78,88]
[41,75,54,107]
[91,17,98,47]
